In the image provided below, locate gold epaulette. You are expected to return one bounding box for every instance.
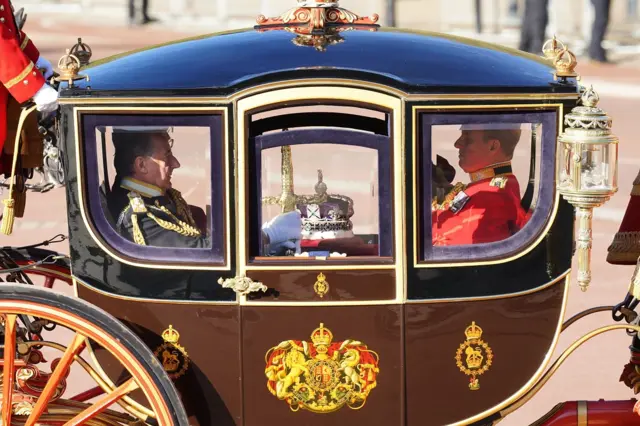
[489,176,509,189]
[127,191,148,213]
[124,191,201,246]
[432,182,466,211]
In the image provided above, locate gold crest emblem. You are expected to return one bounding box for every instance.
[264,323,380,413]
[455,321,493,390]
[153,325,190,380]
[314,272,329,297]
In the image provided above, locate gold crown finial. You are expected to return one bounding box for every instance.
[162,325,180,344]
[311,322,334,347]
[542,35,565,60]
[55,48,89,87]
[554,47,578,78]
[57,49,80,78]
[464,321,483,341]
[69,37,93,67]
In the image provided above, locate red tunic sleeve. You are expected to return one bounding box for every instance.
[0,1,45,103]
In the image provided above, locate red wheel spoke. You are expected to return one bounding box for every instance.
[63,378,139,426]
[2,314,17,426]
[25,333,86,426]
[69,385,106,402]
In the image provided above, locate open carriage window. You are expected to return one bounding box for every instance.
[80,114,226,265]
[419,111,556,262]
[247,105,393,262]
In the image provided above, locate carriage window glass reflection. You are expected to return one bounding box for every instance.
[256,143,388,259]
[96,126,212,248]
[430,122,541,247]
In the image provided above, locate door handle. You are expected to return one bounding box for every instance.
[217,274,267,296]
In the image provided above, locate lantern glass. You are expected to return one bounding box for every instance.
[558,141,617,193]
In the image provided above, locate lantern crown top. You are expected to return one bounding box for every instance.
[581,86,600,108]
[560,85,613,135]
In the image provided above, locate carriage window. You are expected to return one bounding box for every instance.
[247,107,393,262]
[81,114,225,266]
[420,111,556,262]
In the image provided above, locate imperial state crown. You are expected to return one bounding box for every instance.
[297,169,354,240]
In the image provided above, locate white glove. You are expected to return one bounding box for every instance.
[35,56,54,79]
[262,211,302,244]
[32,84,59,113]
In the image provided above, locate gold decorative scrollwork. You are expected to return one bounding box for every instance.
[217,274,268,296]
[455,321,493,390]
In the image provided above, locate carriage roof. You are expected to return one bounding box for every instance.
[62,28,577,95]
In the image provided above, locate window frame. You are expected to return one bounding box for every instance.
[415,108,559,264]
[247,127,395,265]
[78,111,228,268]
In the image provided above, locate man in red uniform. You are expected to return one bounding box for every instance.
[432,123,527,246]
[0,0,58,175]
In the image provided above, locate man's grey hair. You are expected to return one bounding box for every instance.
[112,132,159,177]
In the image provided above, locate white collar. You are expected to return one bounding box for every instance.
[120,177,164,198]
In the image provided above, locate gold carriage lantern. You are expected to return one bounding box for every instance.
[557,86,619,291]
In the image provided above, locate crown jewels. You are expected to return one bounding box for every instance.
[464,321,483,341]
[311,323,334,347]
[162,325,180,344]
[298,169,355,240]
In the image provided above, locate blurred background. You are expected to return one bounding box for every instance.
[7,0,640,425]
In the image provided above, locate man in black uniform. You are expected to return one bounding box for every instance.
[107,127,210,248]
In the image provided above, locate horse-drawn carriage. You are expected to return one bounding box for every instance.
[1,1,639,424]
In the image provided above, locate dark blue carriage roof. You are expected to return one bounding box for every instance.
[65,27,576,95]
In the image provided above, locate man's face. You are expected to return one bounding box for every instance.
[454,130,496,173]
[138,133,180,191]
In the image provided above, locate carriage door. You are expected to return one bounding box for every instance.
[234,96,404,425]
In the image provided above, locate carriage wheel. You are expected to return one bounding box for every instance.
[0,283,188,425]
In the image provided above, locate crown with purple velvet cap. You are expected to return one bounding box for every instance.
[296,169,355,240]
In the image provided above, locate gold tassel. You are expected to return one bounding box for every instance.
[0,199,15,235]
[1,104,37,235]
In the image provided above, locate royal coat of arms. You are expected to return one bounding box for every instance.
[264,323,380,413]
